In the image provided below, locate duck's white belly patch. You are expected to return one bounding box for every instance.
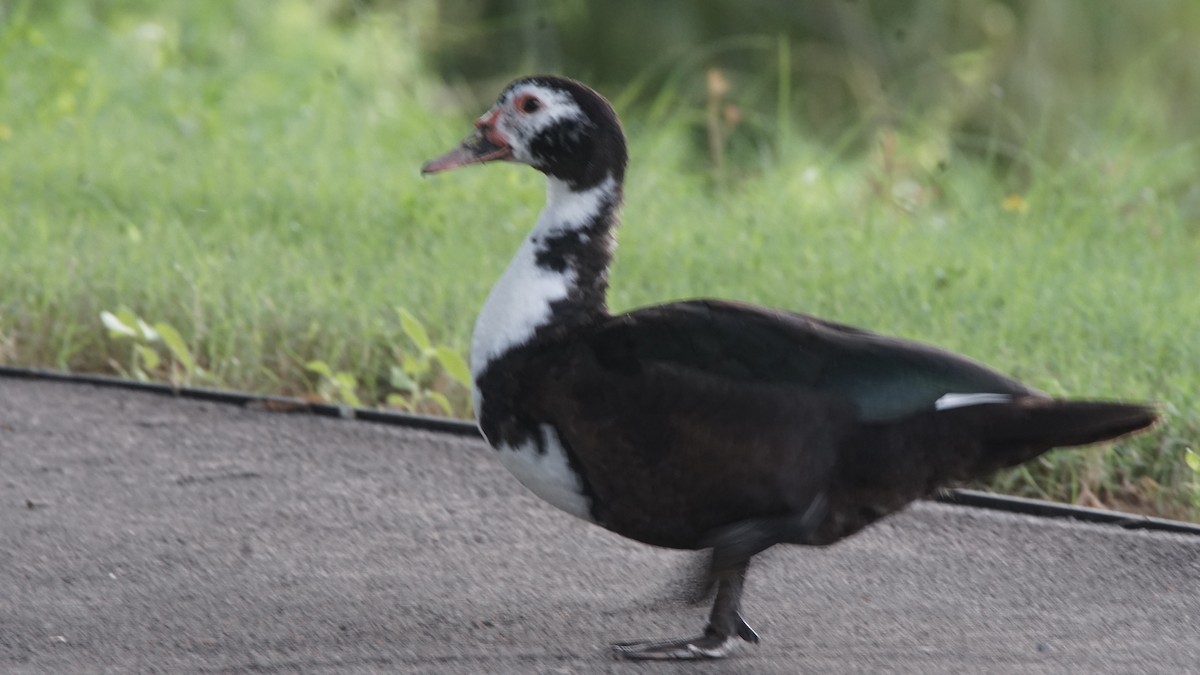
[492,424,593,522]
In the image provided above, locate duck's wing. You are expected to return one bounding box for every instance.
[585,299,1035,423]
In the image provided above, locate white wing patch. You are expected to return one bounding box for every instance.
[494,425,593,522]
[934,393,1014,410]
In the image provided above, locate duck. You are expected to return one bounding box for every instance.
[421,75,1158,660]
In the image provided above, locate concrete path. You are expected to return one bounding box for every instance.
[2,377,1198,673]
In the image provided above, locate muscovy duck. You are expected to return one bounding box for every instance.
[421,75,1157,660]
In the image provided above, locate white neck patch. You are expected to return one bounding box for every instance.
[469,174,617,385]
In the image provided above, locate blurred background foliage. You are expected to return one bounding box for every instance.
[414,0,1200,184]
[9,0,1200,176]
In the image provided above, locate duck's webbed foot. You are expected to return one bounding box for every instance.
[612,558,757,660]
[611,612,758,660]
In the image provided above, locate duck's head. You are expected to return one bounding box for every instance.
[422,75,626,190]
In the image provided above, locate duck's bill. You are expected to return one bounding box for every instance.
[421,131,512,175]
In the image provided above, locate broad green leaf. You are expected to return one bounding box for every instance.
[100,310,137,338]
[390,365,418,393]
[435,346,472,387]
[155,322,197,374]
[136,318,160,342]
[116,307,142,335]
[305,360,333,378]
[385,393,413,411]
[401,352,428,377]
[398,308,432,352]
[1186,448,1200,474]
[334,372,362,407]
[426,391,452,416]
[134,344,160,371]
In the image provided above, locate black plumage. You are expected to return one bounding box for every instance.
[423,75,1158,660]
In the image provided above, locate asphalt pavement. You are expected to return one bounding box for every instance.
[2,376,1199,674]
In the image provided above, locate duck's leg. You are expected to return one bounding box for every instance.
[611,496,826,660]
[612,557,758,660]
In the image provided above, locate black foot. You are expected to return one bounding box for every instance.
[611,613,759,660]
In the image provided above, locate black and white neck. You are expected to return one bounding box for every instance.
[420,74,629,387]
[469,173,622,380]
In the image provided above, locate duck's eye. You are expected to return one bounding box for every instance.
[516,94,541,114]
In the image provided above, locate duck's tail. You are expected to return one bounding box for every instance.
[953,397,1158,476]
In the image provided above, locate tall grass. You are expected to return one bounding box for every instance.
[0,1,1197,517]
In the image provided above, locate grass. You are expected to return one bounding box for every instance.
[1,1,1198,519]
